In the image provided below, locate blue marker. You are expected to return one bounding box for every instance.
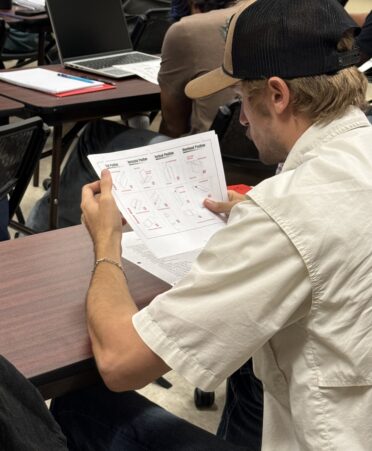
[57,73,95,83]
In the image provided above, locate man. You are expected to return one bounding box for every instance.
[26,0,242,231]
[48,0,372,449]
[159,0,240,137]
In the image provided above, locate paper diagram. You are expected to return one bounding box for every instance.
[89,131,228,257]
[162,160,181,183]
[186,159,207,177]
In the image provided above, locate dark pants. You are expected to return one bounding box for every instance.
[50,360,263,451]
[0,353,262,450]
[0,355,67,451]
[218,359,263,450]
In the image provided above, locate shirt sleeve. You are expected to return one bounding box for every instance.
[158,19,196,99]
[357,11,372,57]
[133,199,312,391]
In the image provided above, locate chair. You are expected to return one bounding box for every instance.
[210,99,277,186]
[0,25,56,69]
[122,0,171,15]
[0,117,49,236]
[130,8,174,54]
[0,18,7,56]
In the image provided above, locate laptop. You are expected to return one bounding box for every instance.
[46,0,160,79]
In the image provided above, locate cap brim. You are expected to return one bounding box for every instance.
[185,67,241,99]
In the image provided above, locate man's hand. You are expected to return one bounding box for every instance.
[203,190,247,215]
[81,169,124,259]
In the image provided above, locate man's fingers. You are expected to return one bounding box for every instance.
[100,169,113,195]
[203,198,233,214]
[82,180,101,198]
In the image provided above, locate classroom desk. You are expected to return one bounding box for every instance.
[0,7,50,65]
[0,225,170,399]
[0,64,161,229]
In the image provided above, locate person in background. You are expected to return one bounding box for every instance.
[356,10,372,62]
[170,0,190,20]
[47,0,372,449]
[159,0,242,137]
[336,0,371,62]
[1,29,38,62]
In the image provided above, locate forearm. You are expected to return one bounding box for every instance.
[159,115,190,138]
[82,171,170,391]
[159,89,192,138]
[87,260,140,388]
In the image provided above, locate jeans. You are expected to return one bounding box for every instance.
[50,360,263,451]
[27,120,170,232]
[217,359,263,450]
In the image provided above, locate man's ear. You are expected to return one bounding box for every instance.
[267,77,290,115]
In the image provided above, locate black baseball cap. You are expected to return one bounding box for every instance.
[185,0,360,99]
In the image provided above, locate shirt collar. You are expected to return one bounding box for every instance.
[282,107,371,172]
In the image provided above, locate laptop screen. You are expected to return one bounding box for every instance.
[46,0,133,61]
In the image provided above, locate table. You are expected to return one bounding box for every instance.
[0,7,50,65]
[0,225,170,399]
[0,64,161,229]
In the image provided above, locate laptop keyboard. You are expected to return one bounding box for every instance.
[80,53,158,69]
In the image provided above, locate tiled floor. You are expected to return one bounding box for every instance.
[5,0,372,436]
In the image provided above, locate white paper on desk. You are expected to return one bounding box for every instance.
[89,131,228,258]
[13,0,45,11]
[359,58,372,73]
[114,60,161,85]
[122,231,200,286]
[0,68,103,94]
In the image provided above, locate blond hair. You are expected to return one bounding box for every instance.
[242,35,368,125]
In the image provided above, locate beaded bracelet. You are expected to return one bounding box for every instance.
[93,257,127,281]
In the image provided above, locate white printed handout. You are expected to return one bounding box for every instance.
[122,231,200,286]
[114,60,161,85]
[89,131,228,258]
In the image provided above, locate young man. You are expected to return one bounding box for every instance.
[52,0,372,449]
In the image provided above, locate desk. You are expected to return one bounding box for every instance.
[0,225,170,399]
[0,64,161,229]
[0,7,50,65]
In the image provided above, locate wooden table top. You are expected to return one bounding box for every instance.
[0,65,161,124]
[0,225,170,398]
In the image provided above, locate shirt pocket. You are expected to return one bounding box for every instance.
[315,343,372,388]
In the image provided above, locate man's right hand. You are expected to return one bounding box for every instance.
[203,190,247,215]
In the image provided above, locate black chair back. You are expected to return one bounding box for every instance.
[131,8,173,54]
[0,117,49,220]
[0,19,8,68]
[123,0,171,15]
